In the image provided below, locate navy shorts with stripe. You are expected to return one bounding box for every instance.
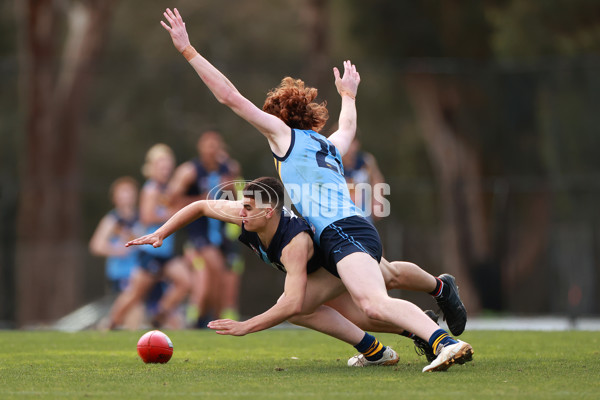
[319,216,383,276]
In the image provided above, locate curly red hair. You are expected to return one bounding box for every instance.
[262,77,329,132]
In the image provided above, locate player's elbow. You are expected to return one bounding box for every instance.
[216,88,238,107]
[290,302,303,316]
[89,245,101,257]
[215,93,230,106]
[88,241,105,257]
[194,201,207,216]
[283,298,304,317]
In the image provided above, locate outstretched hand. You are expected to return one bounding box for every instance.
[125,233,163,248]
[207,319,249,336]
[333,60,360,99]
[160,8,191,52]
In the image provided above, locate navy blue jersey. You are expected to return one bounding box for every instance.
[344,151,371,218]
[109,209,138,232]
[186,158,231,246]
[344,151,369,185]
[238,208,328,274]
[186,158,231,197]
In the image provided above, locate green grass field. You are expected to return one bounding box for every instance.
[0,329,598,399]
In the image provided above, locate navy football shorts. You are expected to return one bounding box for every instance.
[319,215,383,275]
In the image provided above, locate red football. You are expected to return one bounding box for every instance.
[137,330,174,364]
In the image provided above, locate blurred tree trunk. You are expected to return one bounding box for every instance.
[404,73,551,313]
[404,74,486,312]
[16,0,116,325]
[301,0,330,95]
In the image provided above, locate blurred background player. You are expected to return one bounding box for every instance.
[89,176,145,329]
[342,137,385,222]
[218,175,246,321]
[107,143,191,329]
[168,131,244,326]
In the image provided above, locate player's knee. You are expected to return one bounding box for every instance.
[173,275,192,293]
[358,300,385,321]
[182,279,193,293]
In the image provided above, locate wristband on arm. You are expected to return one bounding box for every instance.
[181,45,199,61]
[339,90,356,100]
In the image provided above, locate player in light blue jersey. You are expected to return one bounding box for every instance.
[273,127,363,242]
[161,8,472,372]
[107,144,191,330]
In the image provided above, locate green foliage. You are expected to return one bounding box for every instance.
[0,329,599,399]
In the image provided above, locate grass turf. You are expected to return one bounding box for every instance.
[0,329,598,399]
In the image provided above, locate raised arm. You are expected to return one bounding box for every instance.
[327,60,361,156]
[126,200,242,248]
[160,8,290,155]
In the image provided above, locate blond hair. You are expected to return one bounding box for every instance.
[141,143,175,178]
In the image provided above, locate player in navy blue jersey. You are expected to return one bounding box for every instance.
[160,8,471,371]
[168,131,243,326]
[129,177,399,366]
[127,177,469,367]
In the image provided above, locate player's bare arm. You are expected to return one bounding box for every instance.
[207,232,312,336]
[139,184,169,226]
[327,60,361,155]
[361,152,386,220]
[127,200,243,248]
[160,8,291,157]
[166,161,198,208]
[89,214,128,257]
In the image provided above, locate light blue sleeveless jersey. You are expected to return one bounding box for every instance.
[273,128,363,242]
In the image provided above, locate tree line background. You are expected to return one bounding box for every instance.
[1,0,600,327]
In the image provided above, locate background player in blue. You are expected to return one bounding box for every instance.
[161,8,471,371]
[90,177,140,294]
[168,131,242,326]
[127,177,470,368]
[342,137,386,221]
[107,144,191,329]
[89,176,145,329]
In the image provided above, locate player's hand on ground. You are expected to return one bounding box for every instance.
[125,233,163,248]
[207,319,249,336]
[333,60,360,98]
[160,8,191,52]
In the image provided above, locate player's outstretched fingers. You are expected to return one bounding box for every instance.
[163,10,174,26]
[174,7,183,20]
